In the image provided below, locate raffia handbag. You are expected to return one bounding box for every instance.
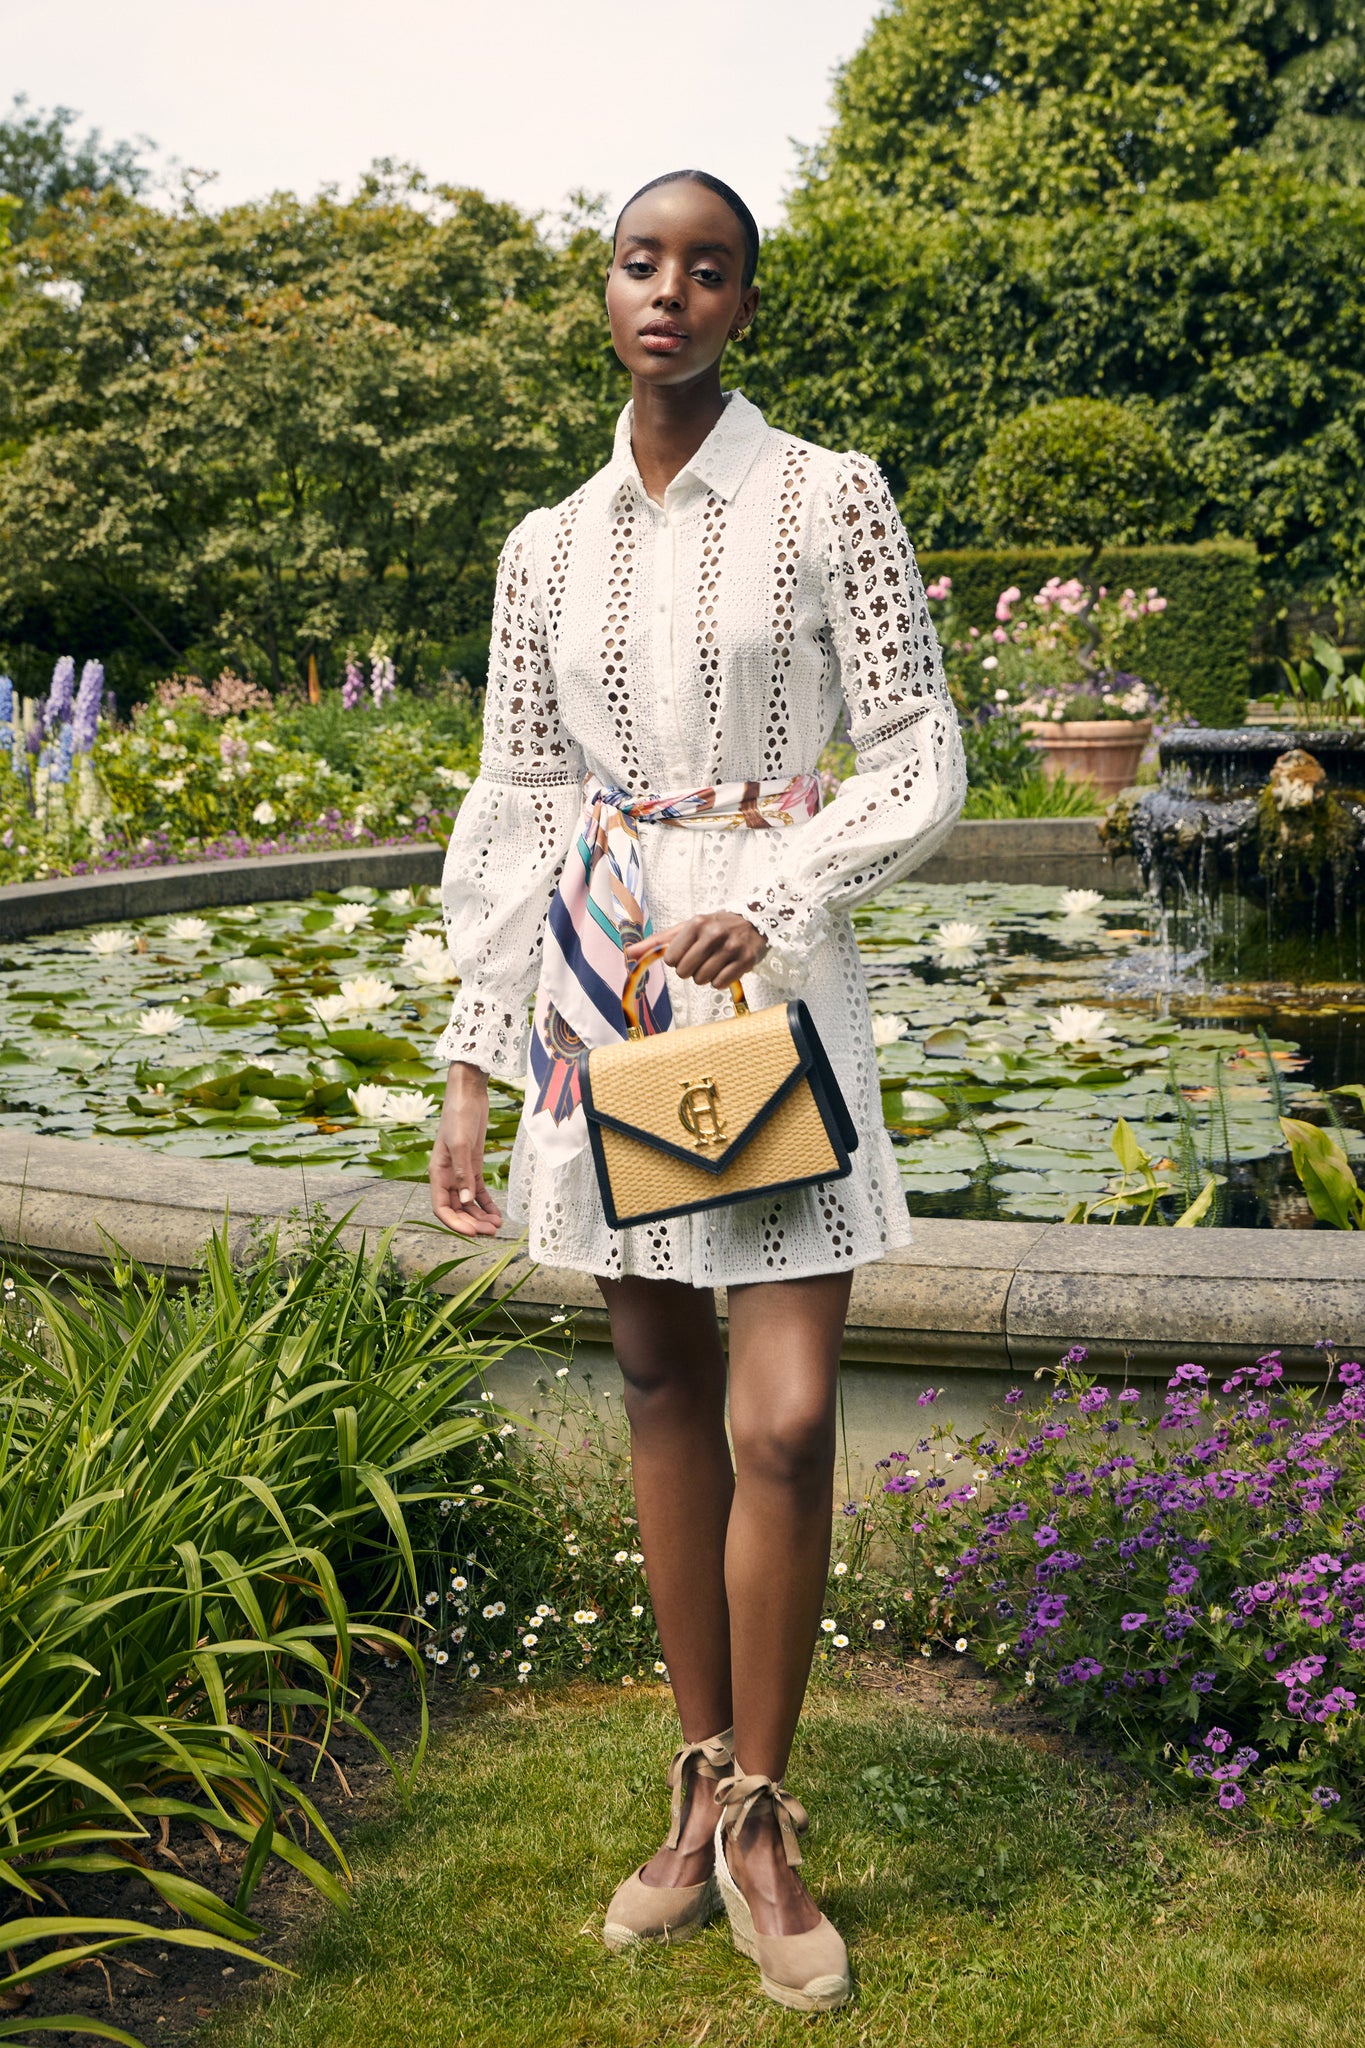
[578,949,858,1230]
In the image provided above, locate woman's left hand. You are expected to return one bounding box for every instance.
[625,912,768,988]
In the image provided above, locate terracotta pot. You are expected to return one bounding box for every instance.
[1024,719,1152,801]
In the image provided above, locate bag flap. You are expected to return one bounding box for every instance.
[580,1010,811,1177]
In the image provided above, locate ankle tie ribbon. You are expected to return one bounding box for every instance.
[715,1770,809,1869]
[662,1728,735,1851]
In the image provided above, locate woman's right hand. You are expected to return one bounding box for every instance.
[429,1062,504,1237]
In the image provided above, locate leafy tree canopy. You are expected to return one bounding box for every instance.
[743,171,1365,598]
[0,93,154,241]
[0,171,621,695]
[814,0,1365,215]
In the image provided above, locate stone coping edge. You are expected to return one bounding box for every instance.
[1,820,1141,941]
[1,1134,1358,1380]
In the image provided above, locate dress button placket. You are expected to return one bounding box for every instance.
[655,505,689,786]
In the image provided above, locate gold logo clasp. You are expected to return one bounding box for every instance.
[678,1076,725,1147]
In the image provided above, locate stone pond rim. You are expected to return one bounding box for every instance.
[0,820,1141,940]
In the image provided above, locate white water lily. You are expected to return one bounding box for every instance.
[409,954,457,986]
[226,984,260,1007]
[936,920,985,953]
[167,917,211,942]
[871,1013,907,1047]
[1048,1004,1118,1047]
[387,888,415,906]
[349,1083,394,1120]
[332,902,373,932]
[401,929,447,967]
[379,1090,431,1126]
[251,800,277,825]
[338,974,395,1013]
[310,993,351,1026]
[89,928,136,955]
[1059,889,1105,917]
[137,1007,185,1036]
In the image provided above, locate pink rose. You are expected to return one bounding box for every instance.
[993,626,1007,643]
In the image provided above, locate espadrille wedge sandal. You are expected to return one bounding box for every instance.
[601,1728,734,1952]
[713,1770,852,2012]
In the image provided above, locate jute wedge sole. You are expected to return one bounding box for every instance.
[601,1728,733,1953]
[712,1775,852,2013]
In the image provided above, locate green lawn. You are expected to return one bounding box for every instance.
[207,1682,1365,2048]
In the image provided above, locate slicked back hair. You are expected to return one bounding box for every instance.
[612,170,760,288]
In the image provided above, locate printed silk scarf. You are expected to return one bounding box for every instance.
[527,771,820,1165]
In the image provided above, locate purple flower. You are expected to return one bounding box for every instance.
[1321,1687,1356,1715]
[1072,1656,1103,1680]
[1337,1361,1362,1387]
[916,1387,939,1407]
[71,659,104,752]
[342,655,364,709]
[1312,1786,1341,1807]
[1203,1727,1231,1754]
[1118,1389,1141,1405]
[1078,1387,1110,1413]
[1119,1612,1148,1632]
[1004,1388,1024,1405]
[1218,1784,1246,1809]
[44,655,75,731]
[1191,1671,1215,1694]
[1034,1526,1059,1549]
[1035,1594,1068,1628]
[1286,1688,1310,1714]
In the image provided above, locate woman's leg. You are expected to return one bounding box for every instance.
[723,1270,852,1935]
[597,1274,735,1886]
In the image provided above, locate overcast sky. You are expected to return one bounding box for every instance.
[6,0,881,229]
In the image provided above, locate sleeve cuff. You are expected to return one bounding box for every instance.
[433,995,529,1082]
[720,877,832,984]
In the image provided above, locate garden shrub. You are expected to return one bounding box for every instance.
[975,399,1180,551]
[919,543,1260,728]
[0,1215,514,2008]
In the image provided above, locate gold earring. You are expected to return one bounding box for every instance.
[730,325,748,341]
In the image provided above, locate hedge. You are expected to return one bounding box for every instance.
[916,542,1260,728]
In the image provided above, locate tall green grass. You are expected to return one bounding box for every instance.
[0,1217,519,2042]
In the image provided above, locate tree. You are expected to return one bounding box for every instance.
[0,94,153,242]
[0,172,622,695]
[811,0,1365,216]
[742,169,1365,597]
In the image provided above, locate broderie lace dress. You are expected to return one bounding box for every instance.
[436,391,966,1285]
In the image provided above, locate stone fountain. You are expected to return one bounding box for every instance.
[1103,726,1365,976]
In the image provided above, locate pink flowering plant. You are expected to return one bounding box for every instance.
[836,1344,1365,1833]
[927,574,1171,726]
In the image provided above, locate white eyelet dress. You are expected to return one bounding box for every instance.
[436,392,966,1286]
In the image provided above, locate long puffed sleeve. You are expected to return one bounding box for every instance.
[723,454,965,968]
[435,513,584,1077]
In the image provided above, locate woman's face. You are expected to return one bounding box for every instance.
[605,181,759,389]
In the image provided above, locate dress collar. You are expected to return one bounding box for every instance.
[606,390,770,508]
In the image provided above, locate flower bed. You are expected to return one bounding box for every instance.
[825,1344,1365,1833]
[0,661,479,886]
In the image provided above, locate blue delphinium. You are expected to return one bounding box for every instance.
[49,722,76,785]
[44,656,76,732]
[72,660,104,753]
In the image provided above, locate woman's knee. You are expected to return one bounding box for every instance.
[731,1400,834,1493]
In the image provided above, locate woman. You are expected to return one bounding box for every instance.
[429,169,965,2012]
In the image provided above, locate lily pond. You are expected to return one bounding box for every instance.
[0,881,1361,1226]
